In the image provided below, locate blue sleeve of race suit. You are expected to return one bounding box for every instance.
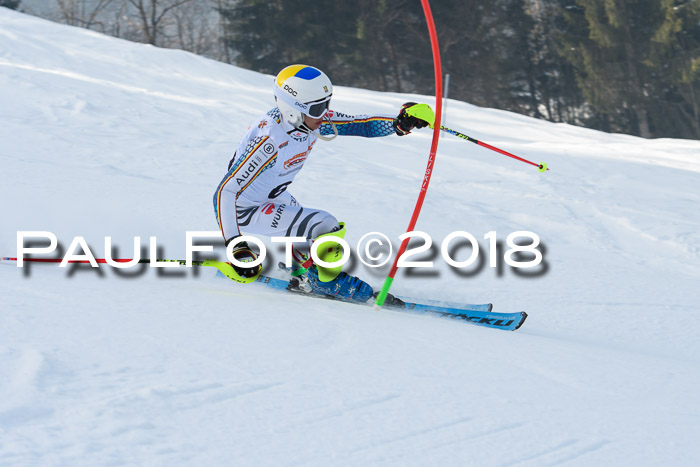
[319,113,395,138]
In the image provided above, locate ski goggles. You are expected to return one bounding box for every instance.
[275,88,332,119]
[305,97,331,118]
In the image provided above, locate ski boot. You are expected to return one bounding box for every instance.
[306,265,373,302]
[287,222,372,302]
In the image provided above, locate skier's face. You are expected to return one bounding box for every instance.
[304,114,324,130]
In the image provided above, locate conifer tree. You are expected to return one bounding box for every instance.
[558,0,699,138]
[645,0,700,138]
[0,0,21,10]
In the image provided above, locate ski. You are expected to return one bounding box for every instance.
[218,271,527,331]
[3,256,527,331]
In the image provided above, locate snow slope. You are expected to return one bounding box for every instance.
[1,8,699,466]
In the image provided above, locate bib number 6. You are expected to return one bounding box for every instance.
[268,182,292,199]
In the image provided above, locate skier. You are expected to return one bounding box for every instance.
[213,64,430,302]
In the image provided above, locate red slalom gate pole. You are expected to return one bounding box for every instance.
[374,0,443,308]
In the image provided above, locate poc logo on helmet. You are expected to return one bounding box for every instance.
[283,84,297,96]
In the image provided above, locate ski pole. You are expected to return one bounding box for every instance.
[404,106,549,172]
[1,257,247,282]
[439,125,548,172]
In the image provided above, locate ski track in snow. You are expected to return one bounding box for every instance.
[1,8,700,467]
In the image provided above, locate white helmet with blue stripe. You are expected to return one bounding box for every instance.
[273,65,335,137]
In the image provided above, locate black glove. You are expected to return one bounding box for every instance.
[393,102,430,136]
[226,237,261,278]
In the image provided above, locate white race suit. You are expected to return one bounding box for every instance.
[213,107,396,243]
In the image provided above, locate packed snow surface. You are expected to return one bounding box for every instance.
[1,8,699,466]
